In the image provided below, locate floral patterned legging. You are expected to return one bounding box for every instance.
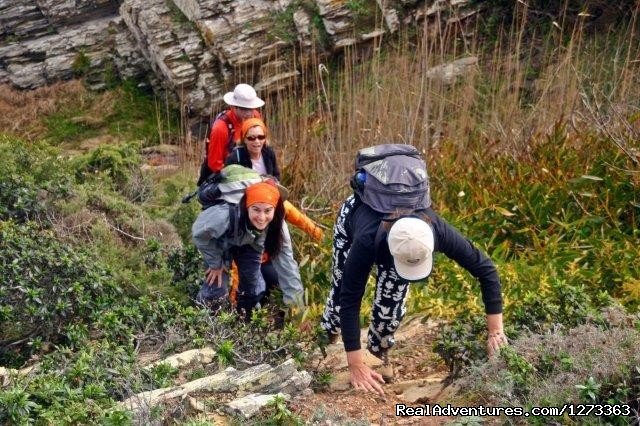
[320,195,410,357]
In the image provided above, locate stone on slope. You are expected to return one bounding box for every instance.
[225,392,290,419]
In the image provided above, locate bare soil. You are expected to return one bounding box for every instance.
[291,316,456,425]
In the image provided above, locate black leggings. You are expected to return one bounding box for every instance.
[232,244,279,315]
[260,261,279,299]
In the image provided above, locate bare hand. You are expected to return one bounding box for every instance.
[347,350,385,396]
[487,331,508,357]
[486,313,508,357]
[205,267,224,287]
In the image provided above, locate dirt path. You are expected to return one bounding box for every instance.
[291,317,456,425]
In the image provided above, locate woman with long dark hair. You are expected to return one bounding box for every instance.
[192,181,285,316]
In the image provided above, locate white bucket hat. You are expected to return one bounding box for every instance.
[388,217,434,281]
[223,84,265,109]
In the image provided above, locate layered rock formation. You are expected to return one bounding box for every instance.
[0,0,472,112]
[0,0,148,90]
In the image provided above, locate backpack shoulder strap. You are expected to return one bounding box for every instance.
[225,202,240,241]
[218,111,236,152]
[206,110,233,145]
[216,110,233,129]
[373,222,386,256]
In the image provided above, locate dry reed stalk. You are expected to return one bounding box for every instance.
[170,4,639,203]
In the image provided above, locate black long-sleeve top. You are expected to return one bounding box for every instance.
[340,200,503,352]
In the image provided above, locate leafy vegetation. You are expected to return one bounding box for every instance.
[1,3,640,423]
[453,308,640,423]
[0,221,117,365]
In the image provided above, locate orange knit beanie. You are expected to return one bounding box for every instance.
[245,181,280,207]
[241,118,268,143]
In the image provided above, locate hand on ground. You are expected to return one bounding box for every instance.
[348,363,385,396]
[487,332,509,357]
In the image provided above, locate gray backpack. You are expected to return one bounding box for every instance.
[351,144,431,214]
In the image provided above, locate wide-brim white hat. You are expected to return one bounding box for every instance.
[223,83,265,109]
[388,217,434,281]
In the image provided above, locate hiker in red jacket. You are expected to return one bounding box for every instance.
[199,84,263,185]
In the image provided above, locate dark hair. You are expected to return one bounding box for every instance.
[381,209,431,231]
[238,195,285,257]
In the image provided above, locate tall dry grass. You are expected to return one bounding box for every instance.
[0,81,91,140]
[231,3,640,205]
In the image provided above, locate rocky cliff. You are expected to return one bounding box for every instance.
[0,0,471,113]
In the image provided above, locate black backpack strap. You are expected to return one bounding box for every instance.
[225,202,240,241]
[222,203,240,264]
[373,222,386,257]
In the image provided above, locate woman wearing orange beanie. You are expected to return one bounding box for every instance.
[192,181,286,316]
[226,118,324,241]
[226,118,280,179]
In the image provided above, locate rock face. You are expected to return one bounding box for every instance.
[0,0,148,91]
[0,0,473,112]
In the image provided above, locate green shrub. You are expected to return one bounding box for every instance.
[73,143,142,192]
[106,80,179,145]
[434,314,488,376]
[148,362,179,388]
[434,277,608,374]
[167,244,203,301]
[216,340,235,366]
[0,221,119,366]
[0,387,40,425]
[169,200,200,244]
[262,394,303,426]
[0,136,71,222]
[0,340,142,424]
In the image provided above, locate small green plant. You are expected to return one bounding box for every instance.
[312,371,334,390]
[167,244,203,300]
[74,143,141,189]
[186,367,207,382]
[72,50,91,76]
[101,409,133,425]
[269,5,297,43]
[538,351,574,375]
[0,387,40,424]
[64,323,90,348]
[576,376,602,402]
[500,346,536,397]
[264,394,302,425]
[433,314,488,376]
[0,137,72,221]
[165,0,190,25]
[250,307,270,329]
[216,340,235,366]
[148,362,179,388]
[182,420,215,426]
[345,0,379,30]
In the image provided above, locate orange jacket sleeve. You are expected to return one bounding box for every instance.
[284,200,324,241]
